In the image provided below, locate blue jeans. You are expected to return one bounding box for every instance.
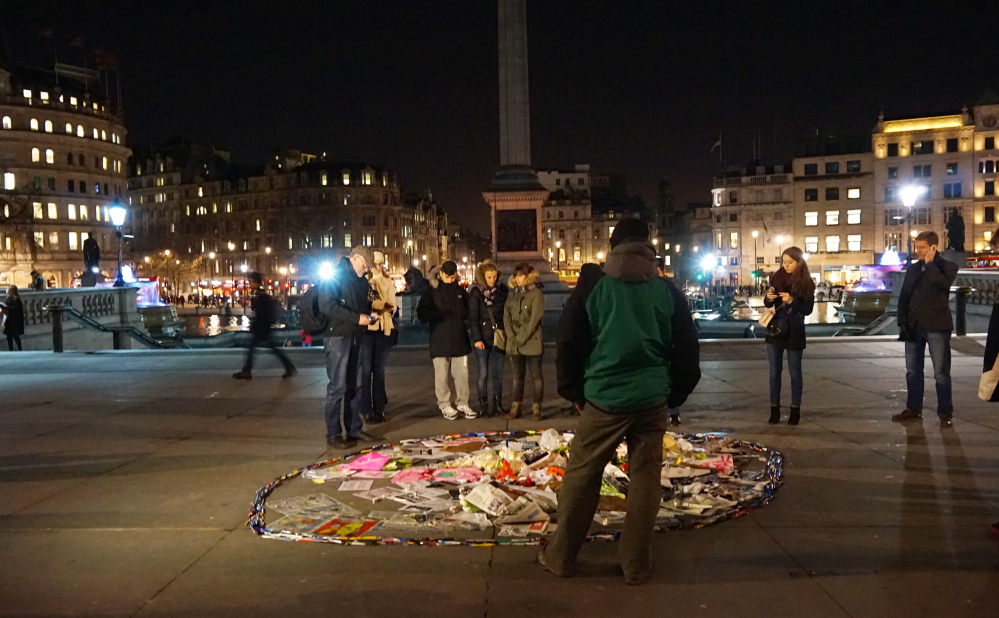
[358,332,393,418]
[323,335,364,439]
[905,329,953,416]
[767,341,803,407]
[474,345,505,401]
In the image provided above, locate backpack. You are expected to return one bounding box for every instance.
[299,286,330,336]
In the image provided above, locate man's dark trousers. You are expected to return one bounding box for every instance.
[324,335,364,439]
[242,334,294,372]
[543,402,668,578]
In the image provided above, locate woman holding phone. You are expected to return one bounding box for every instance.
[764,247,815,425]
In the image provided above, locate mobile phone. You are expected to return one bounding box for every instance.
[369,313,380,322]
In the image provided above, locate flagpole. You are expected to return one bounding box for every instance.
[53,31,58,86]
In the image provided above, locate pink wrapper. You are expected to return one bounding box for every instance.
[347,451,391,471]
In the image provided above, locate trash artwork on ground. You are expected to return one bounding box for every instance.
[247,429,784,547]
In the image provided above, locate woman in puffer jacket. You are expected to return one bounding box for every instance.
[467,260,509,416]
[504,263,545,420]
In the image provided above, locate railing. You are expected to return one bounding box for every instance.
[833,311,897,336]
[21,288,118,326]
[45,305,173,351]
[953,269,999,305]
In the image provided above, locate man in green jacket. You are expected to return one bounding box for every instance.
[539,219,701,585]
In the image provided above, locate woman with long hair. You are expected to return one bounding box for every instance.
[1,285,25,351]
[764,247,815,425]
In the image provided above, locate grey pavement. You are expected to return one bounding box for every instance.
[1,338,998,617]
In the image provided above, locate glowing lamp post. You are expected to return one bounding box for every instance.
[108,201,127,287]
[900,185,923,261]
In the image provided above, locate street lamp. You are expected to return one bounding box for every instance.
[108,200,127,287]
[751,230,759,287]
[900,185,924,261]
[555,240,562,270]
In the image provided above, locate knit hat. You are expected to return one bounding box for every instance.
[609,218,650,248]
[441,260,458,276]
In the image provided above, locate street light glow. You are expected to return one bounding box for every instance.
[802,252,810,260]
[265,247,271,254]
[279,267,287,275]
[240,264,248,273]
[596,252,605,260]
[318,262,334,280]
[776,235,784,244]
[752,230,759,238]
[413,259,420,266]
[108,204,127,227]
[701,254,716,271]
[900,185,924,208]
[209,252,216,259]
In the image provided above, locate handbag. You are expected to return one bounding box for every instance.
[758,306,775,327]
[486,305,506,350]
[766,306,790,340]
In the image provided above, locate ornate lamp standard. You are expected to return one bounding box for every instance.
[108,200,128,287]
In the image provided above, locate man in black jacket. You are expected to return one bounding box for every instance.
[417,261,476,420]
[319,246,377,448]
[541,219,700,585]
[233,272,296,380]
[893,231,959,427]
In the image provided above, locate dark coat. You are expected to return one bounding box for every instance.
[248,290,280,337]
[467,265,508,347]
[897,253,959,333]
[318,257,373,338]
[1,295,25,336]
[417,268,472,358]
[764,268,814,350]
[556,252,701,409]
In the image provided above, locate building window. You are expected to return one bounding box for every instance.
[729,191,737,204]
[825,187,839,201]
[847,234,861,252]
[825,162,839,174]
[80,205,88,220]
[31,148,40,162]
[49,232,59,250]
[33,202,42,218]
[885,186,897,202]
[47,203,57,219]
[944,183,962,198]
[847,209,861,224]
[3,172,14,190]
[101,130,107,141]
[362,171,372,185]
[986,181,996,196]
[804,163,818,176]
[985,206,996,223]
[729,257,739,266]
[728,213,738,223]
[987,137,996,150]
[93,128,98,139]
[69,232,79,251]
[804,188,818,201]
[102,156,108,170]
[887,167,899,179]
[981,160,995,174]
[729,231,738,249]
[887,143,899,157]
[946,163,958,175]
[805,211,818,226]
[344,233,352,247]
[911,140,934,155]
[913,164,931,177]
[884,208,904,226]
[255,220,261,231]
[825,235,840,252]
[846,160,861,173]
[321,172,327,186]
[77,124,84,137]
[756,256,765,265]
[44,120,53,133]
[68,204,76,220]
[946,138,958,153]
[30,118,39,131]
[342,171,351,185]
[1,116,10,129]
[826,210,840,225]
[847,188,861,199]
[573,247,581,262]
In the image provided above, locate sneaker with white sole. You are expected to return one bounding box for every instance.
[441,405,459,420]
[457,404,478,419]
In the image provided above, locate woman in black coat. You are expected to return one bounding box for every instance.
[1,285,25,351]
[764,247,815,425]
[467,260,509,416]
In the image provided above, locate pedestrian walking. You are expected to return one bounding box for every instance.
[541,219,700,585]
[359,250,397,424]
[29,269,46,291]
[0,285,25,351]
[318,246,380,448]
[764,247,815,425]
[417,260,476,420]
[233,272,296,380]
[505,263,545,420]
[468,260,509,416]
[893,231,959,428]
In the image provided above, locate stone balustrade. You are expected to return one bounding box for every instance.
[3,287,144,351]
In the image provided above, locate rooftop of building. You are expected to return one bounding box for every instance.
[794,135,871,158]
[0,64,120,117]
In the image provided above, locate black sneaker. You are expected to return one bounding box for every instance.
[939,415,953,428]
[282,368,298,378]
[327,436,357,449]
[892,409,922,422]
[350,431,383,443]
[232,370,252,380]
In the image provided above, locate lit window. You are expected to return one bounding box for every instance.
[69,232,79,251]
[102,156,107,170]
[847,235,861,251]
[986,231,994,242]
[44,120,53,133]
[609,226,615,237]
[65,122,72,133]
[805,211,818,226]
[2,116,10,129]
[80,204,88,220]
[103,206,108,221]
[77,124,84,137]
[101,130,107,141]
[255,219,261,231]
[45,149,54,164]
[95,206,101,221]
[321,172,328,186]
[826,211,839,225]
[198,187,203,197]
[34,231,43,247]
[212,202,217,213]
[804,236,818,253]
[289,236,294,249]
[186,205,191,216]
[70,96,78,106]
[40,91,48,101]
[344,233,352,247]
[33,202,42,218]
[49,232,59,249]
[363,171,372,185]
[847,209,861,224]
[68,204,77,220]
[826,235,840,252]
[48,203,58,219]
[382,172,388,187]
[23,89,31,99]
[31,148,40,162]
[225,202,232,213]
[93,128,98,139]
[30,118,39,131]
[730,231,739,248]
[342,172,351,185]
[847,188,861,199]
[81,232,89,243]
[3,172,14,190]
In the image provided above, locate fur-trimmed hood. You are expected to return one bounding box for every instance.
[603,241,658,283]
[507,270,541,289]
[473,262,503,290]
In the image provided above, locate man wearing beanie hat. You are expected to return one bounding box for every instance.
[318,246,378,449]
[417,260,476,420]
[540,218,701,585]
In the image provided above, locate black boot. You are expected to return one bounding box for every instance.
[788,406,800,426]
[768,405,780,424]
[479,396,490,417]
[492,395,505,417]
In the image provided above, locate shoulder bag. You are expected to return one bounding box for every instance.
[486,304,506,350]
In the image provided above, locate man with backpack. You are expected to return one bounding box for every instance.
[233,272,296,380]
[316,246,379,449]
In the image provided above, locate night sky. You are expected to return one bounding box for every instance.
[4,0,998,232]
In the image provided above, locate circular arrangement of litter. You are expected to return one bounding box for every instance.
[247,429,783,546]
